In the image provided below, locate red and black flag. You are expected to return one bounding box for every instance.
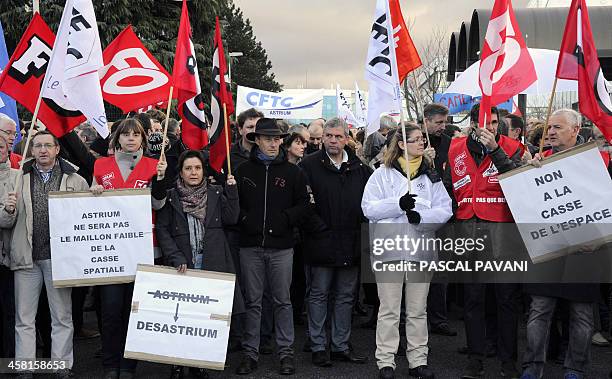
[208,17,235,173]
[556,0,612,142]
[172,0,209,150]
[0,13,86,136]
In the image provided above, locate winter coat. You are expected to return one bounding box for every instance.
[155,183,244,313]
[0,162,19,267]
[10,158,89,270]
[299,147,372,266]
[361,160,453,263]
[234,146,309,249]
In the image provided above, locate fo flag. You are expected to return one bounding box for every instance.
[365,0,420,135]
[208,17,235,173]
[42,0,108,138]
[0,14,86,135]
[556,0,612,142]
[100,26,173,114]
[478,0,536,128]
[173,0,208,150]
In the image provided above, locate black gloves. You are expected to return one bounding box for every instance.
[399,193,417,211]
[407,210,421,225]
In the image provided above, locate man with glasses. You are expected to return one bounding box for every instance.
[0,113,22,169]
[10,131,89,379]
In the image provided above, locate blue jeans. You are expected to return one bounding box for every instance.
[307,265,358,353]
[522,296,593,378]
[239,247,294,360]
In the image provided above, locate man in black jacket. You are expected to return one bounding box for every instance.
[422,103,457,338]
[228,108,263,170]
[234,118,309,376]
[300,117,372,367]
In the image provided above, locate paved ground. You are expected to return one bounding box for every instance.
[30,310,612,379]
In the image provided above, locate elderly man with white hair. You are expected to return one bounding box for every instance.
[0,113,21,169]
[521,108,609,379]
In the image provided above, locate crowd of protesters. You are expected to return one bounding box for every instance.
[0,102,610,379]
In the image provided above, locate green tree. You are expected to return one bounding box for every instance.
[0,1,280,118]
[221,2,281,92]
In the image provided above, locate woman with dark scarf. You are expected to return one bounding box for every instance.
[155,150,242,379]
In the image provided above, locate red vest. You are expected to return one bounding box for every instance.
[93,155,159,245]
[449,135,522,222]
[543,146,610,168]
[93,156,158,190]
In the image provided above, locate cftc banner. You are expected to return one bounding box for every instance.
[236,85,323,119]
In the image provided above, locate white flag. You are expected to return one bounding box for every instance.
[354,82,367,128]
[336,84,359,126]
[365,0,403,136]
[42,0,108,137]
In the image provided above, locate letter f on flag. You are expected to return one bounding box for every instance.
[365,0,421,136]
[477,0,536,128]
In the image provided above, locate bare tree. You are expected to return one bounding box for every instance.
[402,26,449,120]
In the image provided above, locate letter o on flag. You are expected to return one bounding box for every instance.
[103,67,169,95]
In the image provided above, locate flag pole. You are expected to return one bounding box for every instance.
[15,92,43,189]
[411,69,431,147]
[223,103,232,176]
[159,85,174,161]
[539,77,558,156]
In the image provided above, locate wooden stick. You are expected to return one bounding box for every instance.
[411,69,431,147]
[159,86,174,161]
[223,103,232,177]
[15,92,43,190]
[539,77,558,156]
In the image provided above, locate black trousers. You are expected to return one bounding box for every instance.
[0,266,15,358]
[427,282,448,327]
[100,283,136,371]
[464,283,520,362]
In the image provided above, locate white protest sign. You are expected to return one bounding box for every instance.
[49,189,154,287]
[236,85,323,119]
[499,143,612,263]
[124,265,235,370]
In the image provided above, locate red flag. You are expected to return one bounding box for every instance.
[388,0,421,83]
[100,26,174,114]
[208,17,235,173]
[0,13,85,136]
[478,0,536,128]
[556,0,612,142]
[172,0,209,150]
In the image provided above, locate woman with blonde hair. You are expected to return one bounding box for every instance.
[361,123,452,379]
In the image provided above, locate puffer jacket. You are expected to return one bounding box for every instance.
[10,158,89,270]
[361,159,453,263]
[0,161,19,267]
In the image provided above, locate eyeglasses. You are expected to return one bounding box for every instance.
[0,129,18,138]
[32,143,56,150]
[405,137,425,144]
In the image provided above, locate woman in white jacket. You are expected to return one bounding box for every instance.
[361,123,452,379]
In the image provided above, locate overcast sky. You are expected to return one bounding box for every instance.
[233,0,529,90]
